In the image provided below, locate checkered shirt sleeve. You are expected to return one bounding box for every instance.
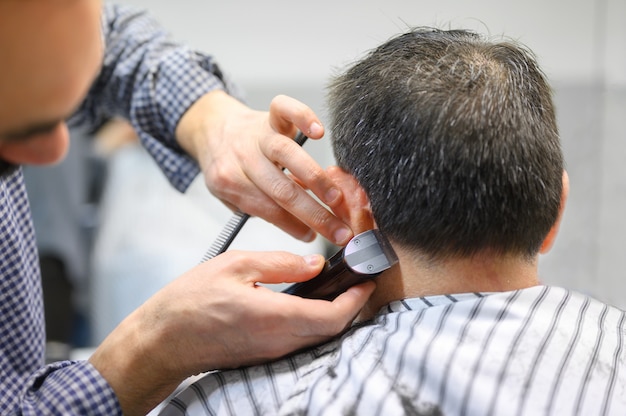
[21,361,120,415]
[72,2,238,192]
[0,168,122,414]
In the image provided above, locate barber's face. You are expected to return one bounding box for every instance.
[0,0,103,171]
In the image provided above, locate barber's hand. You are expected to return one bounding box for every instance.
[175,90,353,246]
[89,251,375,415]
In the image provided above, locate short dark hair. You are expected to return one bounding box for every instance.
[328,28,563,260]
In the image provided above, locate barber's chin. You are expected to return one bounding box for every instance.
[30,143,69,166]
[0,134,69,167]
[30,133,70,165]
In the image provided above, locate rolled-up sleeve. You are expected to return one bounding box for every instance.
[21,361,121,415]
[72,3,238,192]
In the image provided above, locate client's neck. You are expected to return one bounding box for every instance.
[358,245,541,320]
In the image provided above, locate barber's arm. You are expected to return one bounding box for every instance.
[88,251,375,415]
[43,4,369,415]
[176,91,353,245]
[76,3,352,245]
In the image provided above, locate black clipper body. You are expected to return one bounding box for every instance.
[282,229,398,301]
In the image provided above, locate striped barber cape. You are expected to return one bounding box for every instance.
[157,285,626,416]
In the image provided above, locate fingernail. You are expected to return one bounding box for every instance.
[333,227,353,246]
[325,187,341,205]
[304,254,323,266]
[308,122,323,137]
[303,229,316,242]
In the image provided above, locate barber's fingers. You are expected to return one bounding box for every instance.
[209,134,353,245]
[175,251,375,369]
[283,282,377,338]
[219,250,376,336]
[267,95,342,212]
[266,96,353,245]
[203,128,351,245]
[201,150,301,231]
[239,137,351,245]
[269,94,324,139]
[221,250,326,285]
[208,251,376,324]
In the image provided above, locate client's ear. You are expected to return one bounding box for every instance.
[326,166,375,235]
[540,170,569,254]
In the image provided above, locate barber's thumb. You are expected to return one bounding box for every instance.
[293,254,325,281]
[281,253,325,283]
[254,252,325,285]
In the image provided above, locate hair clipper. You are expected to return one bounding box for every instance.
[282,229,398,301]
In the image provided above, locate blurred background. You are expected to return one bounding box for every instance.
[25,0,625,354]
[115,0,626,306]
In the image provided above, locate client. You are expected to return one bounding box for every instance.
[157,28,626,415]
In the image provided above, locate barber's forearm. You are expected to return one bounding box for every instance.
[71,4,232,193]
[175,90,247,164]
[88,304,185,416]
[97,4,231,136]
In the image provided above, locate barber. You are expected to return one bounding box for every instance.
[0,2,373,415]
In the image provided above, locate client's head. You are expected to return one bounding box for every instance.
[328,28,565,263]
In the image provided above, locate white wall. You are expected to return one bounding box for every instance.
[118,0,623,86]
[111,0,626,308]
[115,0,625,167]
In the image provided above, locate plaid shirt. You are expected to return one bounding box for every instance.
[0,3,231,414]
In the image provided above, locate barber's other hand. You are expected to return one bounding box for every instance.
[89,250,375,415]
[175,90,353,246]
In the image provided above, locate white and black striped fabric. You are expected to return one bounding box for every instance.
[159,286,626,416]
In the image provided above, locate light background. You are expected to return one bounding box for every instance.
[108,0,626,311]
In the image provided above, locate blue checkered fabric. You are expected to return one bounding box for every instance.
[74,3,236,192]
[0,3,231,414]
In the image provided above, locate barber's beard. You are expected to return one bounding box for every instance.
[0,158,19,178]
